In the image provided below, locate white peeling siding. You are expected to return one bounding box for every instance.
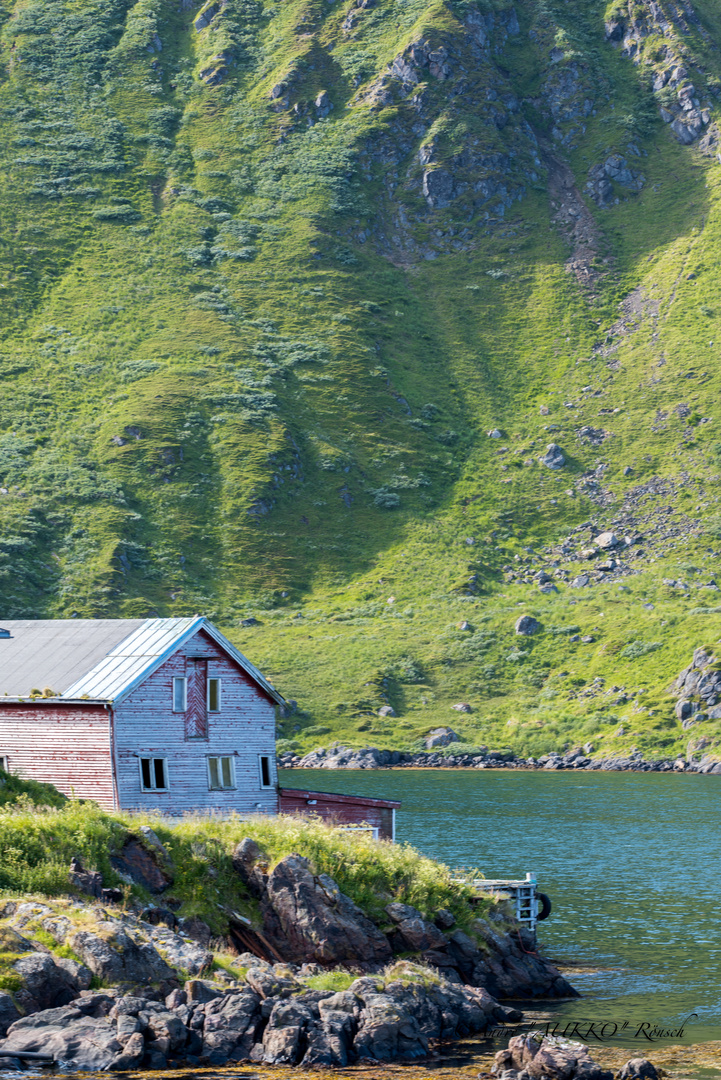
[113,629,278,815]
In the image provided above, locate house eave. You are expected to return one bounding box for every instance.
[0,697,110,706]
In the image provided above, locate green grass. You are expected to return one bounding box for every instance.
[0,778,491,932]
[0,771,68,809]
[303,969,357,992]
[1,0,721,760]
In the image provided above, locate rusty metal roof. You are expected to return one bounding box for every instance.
[0,617,284,705]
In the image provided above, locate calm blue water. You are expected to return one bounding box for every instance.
[282,768,721,1049]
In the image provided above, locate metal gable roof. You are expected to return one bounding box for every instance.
[0,619,146,698]
[0,617,284,705]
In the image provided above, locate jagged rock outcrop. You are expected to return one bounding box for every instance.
[232,847,577,1001]
[0,898,212,1013]
[259,854,393,966]
[0,969,506,1070]
[493,1031,615,1079]
[605,0,711,144]
[673,646,721,734]
[586,154,645,206]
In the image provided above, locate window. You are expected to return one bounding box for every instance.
[0,757,7,774]
[140,757,168,791]
[172,677,187,712]
[207,677,221,713]
[259,754,273,789]
[207,755,235,790]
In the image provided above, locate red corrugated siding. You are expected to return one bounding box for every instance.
[114,628,279,815]
[0,703,114,807]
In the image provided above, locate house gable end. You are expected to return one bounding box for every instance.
[62,618,283,708]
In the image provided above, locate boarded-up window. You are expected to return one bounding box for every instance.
[208,756,235,789]
[172,677,187,712]
[207,677,221,712]
[259,754,273,788]
[140,757,168,791]
[185,659,208,739]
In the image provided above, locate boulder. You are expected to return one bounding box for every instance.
[619,1059,659,1079]
[0,1009,124,1071]
[176,916,212,948]
[425,727,459,748]
[110,837,173,893]
[675,699,696,721]
[261,855,392,965]
[68,857,103,899]
[354,990,428,1061]
[69,922,174,984]
[145,923,212,975]
[515,615,541,636]
[393,917,448,952]
[259,998,314,1064]
[595,531,618,549]
[110,1030,145,1069]
[245,966,299,1000]
[0,992,20,1037]
[541,443,565,469]
[385,903,422,924]
[493,1032,613,1079]
[378,705,396,717]
[303,1006,356,1067]
[202,989,262,1061]
[12,953,82,1013]
[145,1008,187,1051]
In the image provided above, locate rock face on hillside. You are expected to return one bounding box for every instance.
[673,646,721,728]
[605,0,712,146]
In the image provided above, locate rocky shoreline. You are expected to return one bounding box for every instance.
[0,840,577,1071]
[280,744,721,774]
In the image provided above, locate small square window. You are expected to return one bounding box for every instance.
[208,756,235,790]
[172,677,187,712]
[140,757,168,791]
[259,754,273,789]
[207,677,221,712]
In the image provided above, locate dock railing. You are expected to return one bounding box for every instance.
[451,870,542,932]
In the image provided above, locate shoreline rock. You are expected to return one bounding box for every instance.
[0,969,514,1071]
[280,745,721,774]
[0,849,578,1071]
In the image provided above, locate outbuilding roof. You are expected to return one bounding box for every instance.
[0,617,284,706]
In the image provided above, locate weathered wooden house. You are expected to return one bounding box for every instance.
[0,617,401,837]
[0,617,280,814]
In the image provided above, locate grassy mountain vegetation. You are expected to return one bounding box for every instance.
[2,0,721,760]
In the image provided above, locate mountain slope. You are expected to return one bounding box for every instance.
[3,0,721,760]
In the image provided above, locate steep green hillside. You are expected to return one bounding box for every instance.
[3,0,721,759]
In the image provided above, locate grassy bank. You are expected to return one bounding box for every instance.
[0,779,486,935]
